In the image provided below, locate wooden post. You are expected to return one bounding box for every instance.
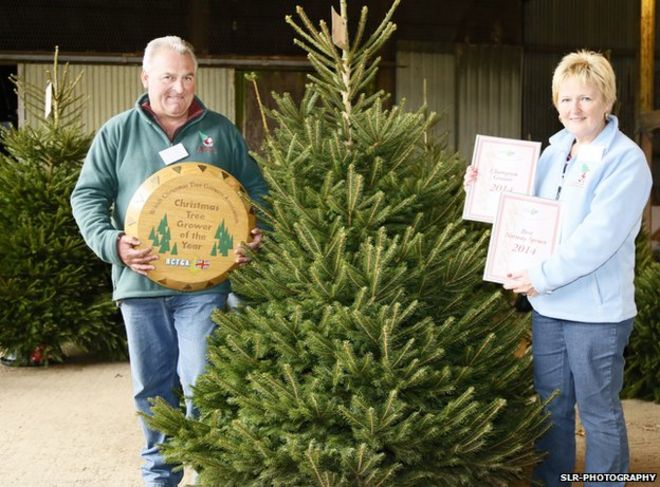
[639,0,655,235]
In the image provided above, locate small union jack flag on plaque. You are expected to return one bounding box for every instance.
[195,259,210,270]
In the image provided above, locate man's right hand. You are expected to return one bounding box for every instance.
[117,233,158,276]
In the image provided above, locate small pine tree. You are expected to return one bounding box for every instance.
[0,48,126,365]
[149,2,549,485]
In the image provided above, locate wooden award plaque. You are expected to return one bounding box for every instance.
[124,162,256,291]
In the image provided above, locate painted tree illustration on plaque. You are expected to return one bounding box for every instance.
[159,226,171,254]
[149,227,160,247]
[211,220,233,257]
[150,214,173,254]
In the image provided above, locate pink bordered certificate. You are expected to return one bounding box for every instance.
[483,193,562,283]
[463,135,541,223]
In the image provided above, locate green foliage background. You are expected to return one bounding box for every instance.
[623,229,660,403]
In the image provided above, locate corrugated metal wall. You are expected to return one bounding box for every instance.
[197,67,235,122]
[396,43,522,160]
[17,63,235,132]
[396,42,456,149]
[455,45,522,159]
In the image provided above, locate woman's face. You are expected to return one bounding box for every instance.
[556,77,611,144]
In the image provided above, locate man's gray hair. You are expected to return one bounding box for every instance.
[142,36,198,73]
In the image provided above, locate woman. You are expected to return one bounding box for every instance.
[467,50,652,486]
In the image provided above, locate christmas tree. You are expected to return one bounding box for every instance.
[0,49,126,365]
[149,2,549,485]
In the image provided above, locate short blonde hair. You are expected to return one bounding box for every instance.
[142,36,198,73]
[551,50,616,109]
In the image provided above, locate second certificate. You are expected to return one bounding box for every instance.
[483,193,562,284]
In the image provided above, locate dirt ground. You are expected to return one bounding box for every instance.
[0,355,658,487]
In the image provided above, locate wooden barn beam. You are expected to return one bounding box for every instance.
[639,0,655,236]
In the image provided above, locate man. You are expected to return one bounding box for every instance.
[71,36,267,487]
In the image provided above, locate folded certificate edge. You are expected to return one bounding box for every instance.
[483,232,505,283]
[462,135,486,222]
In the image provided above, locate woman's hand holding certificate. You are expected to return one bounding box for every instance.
[503,270,539,297]
[462,135,541,223]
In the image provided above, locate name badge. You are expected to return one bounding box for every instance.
[159,143,189,165]
[577,144,604,165]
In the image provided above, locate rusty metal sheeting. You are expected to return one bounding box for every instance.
[455,45,523,160]
[396,42,456,149]
[396,42,522,161]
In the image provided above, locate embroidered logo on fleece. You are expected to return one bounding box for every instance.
[568,145,603,188]
[197,132,216,153]
[568,162,591,188]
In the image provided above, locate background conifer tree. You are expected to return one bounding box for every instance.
[149,2,549,485]
[623,229,660,402]
[0,49,126,365]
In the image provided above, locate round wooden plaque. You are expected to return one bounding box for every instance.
[124,163,256,291]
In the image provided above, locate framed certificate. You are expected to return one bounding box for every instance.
[463,135,541,223]
[483,193,562,284]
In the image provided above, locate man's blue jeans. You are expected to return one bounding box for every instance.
[120,293,227,487]
[531,311,633,487]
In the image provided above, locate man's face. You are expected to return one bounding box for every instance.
[141,49,195,123]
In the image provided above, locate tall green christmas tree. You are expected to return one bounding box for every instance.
[0,49,126,364]
[149,2,549,485]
